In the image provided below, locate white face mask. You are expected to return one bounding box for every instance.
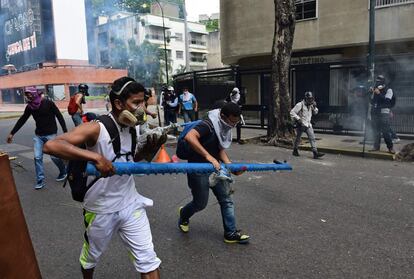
[118,105,146,127]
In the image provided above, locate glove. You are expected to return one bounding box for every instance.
[142,133,167,162]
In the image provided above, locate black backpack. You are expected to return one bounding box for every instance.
[64,115,137,202]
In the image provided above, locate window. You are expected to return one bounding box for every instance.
[295,0,317,20]
[190,52,206,63]
[176,50,184,59]
[175,32,183,41]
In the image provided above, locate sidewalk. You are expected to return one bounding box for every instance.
[236,127,413,160]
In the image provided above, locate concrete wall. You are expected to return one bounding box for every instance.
[221,0,414,65]
[207,31,225,69]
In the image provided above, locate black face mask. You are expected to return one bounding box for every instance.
[375,82,384,89]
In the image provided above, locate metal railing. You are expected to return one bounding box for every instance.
[375,0,414,8]
[189,40,206,46]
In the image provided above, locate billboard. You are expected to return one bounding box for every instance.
[0,0,55,70]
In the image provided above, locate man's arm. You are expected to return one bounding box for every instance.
[380,88,393,108]
[75,94,83,113]
[311,102,319,115]
[43,122,114,176]
[290,102,302,121]
[193,96,198,111]
[185,129,220,170]
[52,102,67,133]
[7,107,31,143]
[218,149,231,164]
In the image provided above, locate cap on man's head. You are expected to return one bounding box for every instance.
[231,87,240,95]
[24,86,37,94]
[167,86,174,91]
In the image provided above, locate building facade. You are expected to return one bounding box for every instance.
[0,0,126,107]
[94,10,208,80]
[220,0,414,133]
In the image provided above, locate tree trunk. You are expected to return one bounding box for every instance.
[268,0,296,145]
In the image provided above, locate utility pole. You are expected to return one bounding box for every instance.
[368,0,376,85]
[183,0,190,71]
[363,0,376,156]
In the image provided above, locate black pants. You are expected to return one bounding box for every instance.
[372,113,393,150]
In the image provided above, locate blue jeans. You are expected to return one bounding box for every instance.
[181,173,236,235]
[72,112,82,126]
[34,134,66,184]
[182,110,195,123]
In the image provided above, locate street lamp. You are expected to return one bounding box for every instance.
[143,0,170,85]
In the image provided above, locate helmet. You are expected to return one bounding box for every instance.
[375,75,386,88]
[304,91,314,105]
[376,75,385,84]
[78,84,89,95]
[167,86,174,91]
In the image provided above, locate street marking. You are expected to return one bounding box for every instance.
[0,143,31,153]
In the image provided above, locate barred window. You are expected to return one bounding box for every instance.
[295,0,317,20]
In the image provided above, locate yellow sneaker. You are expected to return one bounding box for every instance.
[178,206,189,233]
[224,230,250,244]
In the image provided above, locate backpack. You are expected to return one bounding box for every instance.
[176,120,202,159]
[64,115,137,202]
[67,95,79,115]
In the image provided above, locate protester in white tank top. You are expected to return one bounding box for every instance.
[43,77,166,279]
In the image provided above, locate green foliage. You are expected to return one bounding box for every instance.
[205,19,219,32]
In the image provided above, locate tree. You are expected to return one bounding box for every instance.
[268,0,296,145]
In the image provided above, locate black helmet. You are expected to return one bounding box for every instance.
[375,75,386,88]
[304,91,314,104]
[78,84,89,95]
[376,75,385,83]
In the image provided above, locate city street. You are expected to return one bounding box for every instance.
[1,115,413,278]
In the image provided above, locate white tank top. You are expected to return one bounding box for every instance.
[83,115,153,214]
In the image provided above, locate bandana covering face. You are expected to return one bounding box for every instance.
[182,91,191,102]
[25,87,42,110]
[208,109,232,149]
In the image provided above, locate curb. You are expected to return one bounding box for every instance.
[0,113,22,120]
[298,145,394,160]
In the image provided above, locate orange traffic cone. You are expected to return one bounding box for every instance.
[154,145,171,163]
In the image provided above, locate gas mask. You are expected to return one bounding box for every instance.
[118,105,147,127]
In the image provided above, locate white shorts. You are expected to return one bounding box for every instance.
[79,202,161,273]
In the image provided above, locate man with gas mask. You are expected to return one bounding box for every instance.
[290,91,324,159]
[177,102,250,244]
[43,77,164,279]
[369,75,395,154]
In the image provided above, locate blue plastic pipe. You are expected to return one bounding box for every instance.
[86,162,292,177]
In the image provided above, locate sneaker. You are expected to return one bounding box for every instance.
[388,148,396,154]
[34,181,46,190]
[292,149,299,156]
[392,138,401,144]
[55,173,67,182]
[178,207,189,233]
[224,230,250,244]
[313,151,325,159]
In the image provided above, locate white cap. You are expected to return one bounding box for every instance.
[231,87,240,95]
[168,86,174,91]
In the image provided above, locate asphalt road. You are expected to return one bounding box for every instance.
[0,115,413,279]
